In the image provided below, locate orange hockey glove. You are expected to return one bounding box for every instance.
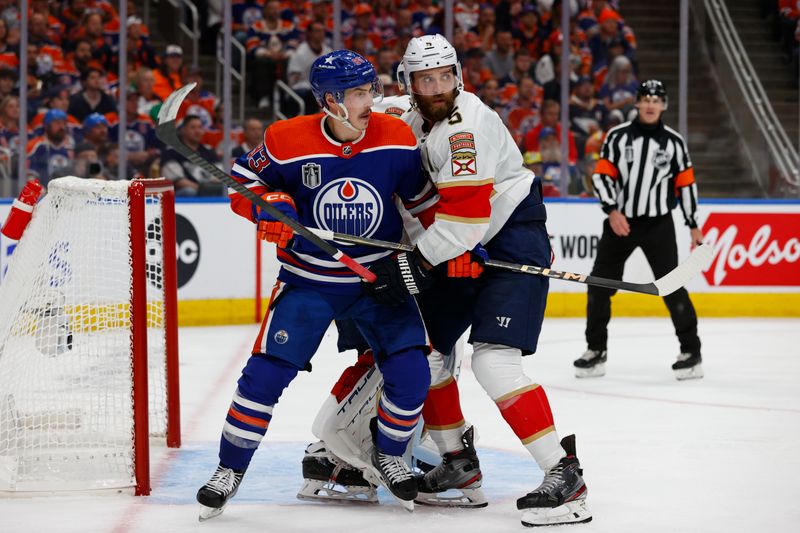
[255,192,297,248]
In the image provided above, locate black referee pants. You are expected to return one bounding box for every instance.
[585,214,701,356]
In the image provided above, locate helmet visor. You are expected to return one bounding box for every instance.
[410,67,459,96]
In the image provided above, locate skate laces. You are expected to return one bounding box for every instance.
[535,461,568,494]
[377,452,413,483]
[206,466,239,495]
[676,352,692,362]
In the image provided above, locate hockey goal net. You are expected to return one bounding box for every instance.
[0,177,180,495]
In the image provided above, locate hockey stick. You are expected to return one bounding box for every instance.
[155,83,376,283]
[305,227,712,296]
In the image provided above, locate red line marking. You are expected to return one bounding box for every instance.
[111,328,257,533]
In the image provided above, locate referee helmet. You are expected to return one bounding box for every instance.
[636,79,668,109]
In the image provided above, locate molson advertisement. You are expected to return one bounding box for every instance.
[1,197,798,323]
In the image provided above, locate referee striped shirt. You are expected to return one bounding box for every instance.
[591,119,699,228]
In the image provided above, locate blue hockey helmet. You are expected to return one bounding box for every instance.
[310,50,383,110]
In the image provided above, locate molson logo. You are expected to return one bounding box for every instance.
[313,178,383,237]
[701,213,800,286]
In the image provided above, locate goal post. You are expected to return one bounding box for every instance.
[0,177,180,496]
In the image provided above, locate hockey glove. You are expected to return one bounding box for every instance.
[255,192,297,248]
[363,249,434,306]
[447,244,489,278]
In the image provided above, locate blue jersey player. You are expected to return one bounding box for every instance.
[195,50,439,520]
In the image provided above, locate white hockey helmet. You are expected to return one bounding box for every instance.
[400,34,463,100]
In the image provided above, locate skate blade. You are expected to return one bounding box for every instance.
[674,364,704,380]
[520,498,592,527]
[415,486,488,508]
[297,479,378,504]
[575,363,605,378]
[198,504,226,522]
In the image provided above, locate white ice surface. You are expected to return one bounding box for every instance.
[1,317,799,533]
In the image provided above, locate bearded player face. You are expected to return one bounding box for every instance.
[411,66,458,123]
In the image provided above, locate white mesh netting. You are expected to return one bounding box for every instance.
[0,177,168,492]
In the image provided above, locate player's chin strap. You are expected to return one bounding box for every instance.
[323,103,362,133]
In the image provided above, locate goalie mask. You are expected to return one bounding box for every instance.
[310,50,384,131]
[400,34,463,102]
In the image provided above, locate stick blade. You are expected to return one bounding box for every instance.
[653,243,712,296]
[157,82,197,125]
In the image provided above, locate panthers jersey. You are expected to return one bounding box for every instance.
[371,94,412,117]
[401,90,540,266]
[230,112,437,292]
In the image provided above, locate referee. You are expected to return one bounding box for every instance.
[574,80,705,381]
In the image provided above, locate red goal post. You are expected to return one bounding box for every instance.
[0,177,180,496]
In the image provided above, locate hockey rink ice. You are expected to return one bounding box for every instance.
[1,316,798,533]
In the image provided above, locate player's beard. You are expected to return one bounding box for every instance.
[414,90,457,123]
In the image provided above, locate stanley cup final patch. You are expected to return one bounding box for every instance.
[449,132,477,176]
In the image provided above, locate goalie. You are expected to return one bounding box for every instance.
[299,34,592,528]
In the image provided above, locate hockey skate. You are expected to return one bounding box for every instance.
[672,352,703,380]
[415,426,487,508]
[368,445,417,511]
[516,435,592,527]
[573,349,607,378]
[297,441,378,504]
[196,464,244,521]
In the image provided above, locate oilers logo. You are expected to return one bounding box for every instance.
[313,178,383,237]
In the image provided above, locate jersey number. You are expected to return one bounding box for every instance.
[448,107,462,125]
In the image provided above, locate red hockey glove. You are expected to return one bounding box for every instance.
[447,244,489,278]
[256,192,297,248]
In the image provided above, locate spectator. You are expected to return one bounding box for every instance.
[126,16,158,70]
[160,115,222,196]
[345,4,382,53]
[513,4,547,60]
[525,126,572,195]
[26,109,75,186]
[71,11,115,73]
[410,0,439,34]
[484,30,515,80]
[0,67,16,99]
[68,66,117,122]
[599,55,637,116]
[523,98,578,165]
[101,143,137,180]
[498,48,534,89]
[454,0,480,33]
[199,101,244,156]
[0,18,18,71]
[462,47,493,93]
[106,89,159,173]
[133,66,161,118]
[503,75,540,145]
[232,0,266,41]
[478,77,503,111]
[29,85,82,139]
[232,118,265,159]
[81,112,111,153]
[73,141,105,180]
[588,7,636,78]
[60,38,94,90]
[0,94,20,153]
[177,66,217,129]
[246,0,300,109]
[375,47,398,79]
[470,4,496,50]
[569,75,608,149]
[152,44,184,101]
[373,0,398,44]
[286,21,332,115]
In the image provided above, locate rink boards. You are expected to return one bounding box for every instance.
[1,197,798,324]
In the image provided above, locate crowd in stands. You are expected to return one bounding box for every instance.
[0,0,645,197]
[768,0,799,86]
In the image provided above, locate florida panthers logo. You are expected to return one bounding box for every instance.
[313,178,383,237]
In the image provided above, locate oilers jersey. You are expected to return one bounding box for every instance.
[230,112,437,292]
[401,90,541,266]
